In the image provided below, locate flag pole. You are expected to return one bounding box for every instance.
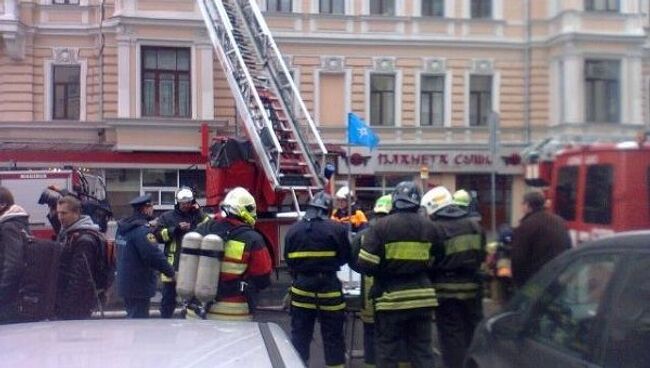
[346,114,353,236]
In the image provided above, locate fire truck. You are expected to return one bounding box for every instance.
[524,133,650,245]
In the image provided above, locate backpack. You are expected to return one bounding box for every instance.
[17,232,62,322]
[71,229,116,293]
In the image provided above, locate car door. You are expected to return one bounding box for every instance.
[516,252,621,368]
[600,252,650,368]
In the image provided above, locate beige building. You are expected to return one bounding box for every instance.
[1,0,649,229]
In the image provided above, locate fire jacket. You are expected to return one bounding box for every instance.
[357,211,443,312]
[350,229,375,323]
[195,217,272,320]
[284,217,351,312]
[331,205,368,232]
[0,205,30,323]
[430,206,486,300]
[153,207,209,281]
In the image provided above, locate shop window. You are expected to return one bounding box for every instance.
[267,0,292,12]
[469,75,492,126]
[179,169,206,200]
[585,60,620,123]
[142,47,191,118]
[556,166,578,221]
[370,0,395,16]
[370,74,395,126]
[420,74,444,126]
[583,165,613,225]
[320,0,344,14]
[471,0,492,19]
[422,0,444,16]
[584,0,619,12]
[53,65,80,120]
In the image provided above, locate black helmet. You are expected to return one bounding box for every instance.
[308,191,333,212]
[392,181,421,210]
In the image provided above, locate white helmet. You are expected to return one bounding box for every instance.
[221,187,257,226]
[176,188,194,204]
[335,186,351,199]
[421,186,453,216]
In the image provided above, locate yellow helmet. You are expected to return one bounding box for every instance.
[373,194,392,215]
[221,187,257,226]
[452,189,471,207]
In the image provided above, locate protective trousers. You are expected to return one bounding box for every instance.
[124,298,150,319]
[435,296,483,368]
[374,307,435,368]
[160,281,177,318]
[291,306,345,367]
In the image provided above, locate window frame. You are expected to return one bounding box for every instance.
[319,0,345,14]
[421,0,444,17]
[471,0,492,19]
[555,166,579,221]
[141,46,192,118]
[370,0,396,16]
[469,74,493,127]
[370,73,396,126]
[584,0,619,12]
[420,74,445,126]
[52,64,81,120]
[584,59,620,123]
[267,0,293,13]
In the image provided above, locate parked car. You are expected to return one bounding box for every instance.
[465,231,650,368]
[0,319,304,368]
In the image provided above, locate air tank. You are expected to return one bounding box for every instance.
[176,232,203,300]
[194,234,224,303]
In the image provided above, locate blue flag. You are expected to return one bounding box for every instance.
[347,113,380,150]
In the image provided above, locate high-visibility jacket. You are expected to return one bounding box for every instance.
[431,209,485,300]
[153,207,209,281]
[192,217,273,321]
[357,211,444,312]
[331,205,368,232]
[284,217,350,311]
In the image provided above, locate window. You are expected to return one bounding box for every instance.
[179,169,206,200]
[528,254,619,360]
[647,167,650,219]
[267,0,292,12]
[320,0,344,14]
[555,166,578,221]
[469,75,492,126]
[370,0,395,16]
[142,47,191,118]
[420,75,444,126]
[585,60,620,123]
[422,0,444,16]
[52,65,80,120]
[370,74,395,126]
[471,0,492,19]
[142,169,178,208]
[603,255,650,368]
[583,165,613,225]
[52,0,79,4]
[584,0,619,12]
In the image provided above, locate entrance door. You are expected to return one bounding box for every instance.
[456,174,512,232]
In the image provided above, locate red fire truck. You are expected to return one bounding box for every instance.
[524,135,650,245]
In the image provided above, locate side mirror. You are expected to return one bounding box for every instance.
[488,311,526,339]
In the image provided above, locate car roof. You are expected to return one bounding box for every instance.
[0,319,304,368]
[575,230,650,252]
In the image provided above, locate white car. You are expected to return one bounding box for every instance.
[0,319,304,368]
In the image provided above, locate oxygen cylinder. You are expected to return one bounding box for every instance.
[194,234,224,303]
[176,232,203,300]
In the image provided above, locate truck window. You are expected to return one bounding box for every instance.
[556,166,578,221]
[583,165,613,225]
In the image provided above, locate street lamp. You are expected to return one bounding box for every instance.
[419,165,429,193]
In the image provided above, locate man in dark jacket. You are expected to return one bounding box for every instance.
[116,194,175,318]
[284,192,350,367]
[0,187,30,324]
[55,195,102,320]
[153,187,209,318]
[511,191,571,288]
[357,181,444,368]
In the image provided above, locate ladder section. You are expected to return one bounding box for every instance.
[226,0,328,190]
[196,0,282,190]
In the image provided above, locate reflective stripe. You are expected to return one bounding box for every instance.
[436,291,479,300]
[384,241,431,261]
[160,228,170,242]
[327,365,345,368]
[358,249,380,265]
[199,215,210,225]
[225,240,246,260]
[287,250,336,259]
[445,234,482,255]
[209,301,250,316]
[375,298,438,311]
[186,308,253,322]
[375,288,436,302]
[161,274,173,282]
[291,287,342,298]
[433,282,480,291]
[221,261,247,275]
[169,240,177,253]
[291,300,346,311]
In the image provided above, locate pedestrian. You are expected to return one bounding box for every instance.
[152,187,209,318]
[0,186,30,324]
[116,194,175,318]
[284,192,350,367]
[511,191,571,288]
[357,181,443,368]
[192,187,272,321]
[331,186,368,233]
[54,195,102,320]
[422,186,486,368]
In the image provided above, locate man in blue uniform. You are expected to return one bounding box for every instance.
[284,192,351,368]
[116,194,175,318]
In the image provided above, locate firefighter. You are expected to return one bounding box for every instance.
[421,186,486,368]
[284,191,350,368]
[453,188,481,220]
[191,187,272,321]
[153,188,209,318]
[331,186,368,233]
[357,181,443,368]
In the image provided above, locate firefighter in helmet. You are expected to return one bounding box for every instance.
[284,191,351,367]
[153,187,209,318]
[192,187,272,321]
[453,188,481,221]
[331,186,368,233]
[356,181,443,368]
[422,186,486,368]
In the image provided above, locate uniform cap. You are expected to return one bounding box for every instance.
[130,194,152,208]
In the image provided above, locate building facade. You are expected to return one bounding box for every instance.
[1,0,649,229]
